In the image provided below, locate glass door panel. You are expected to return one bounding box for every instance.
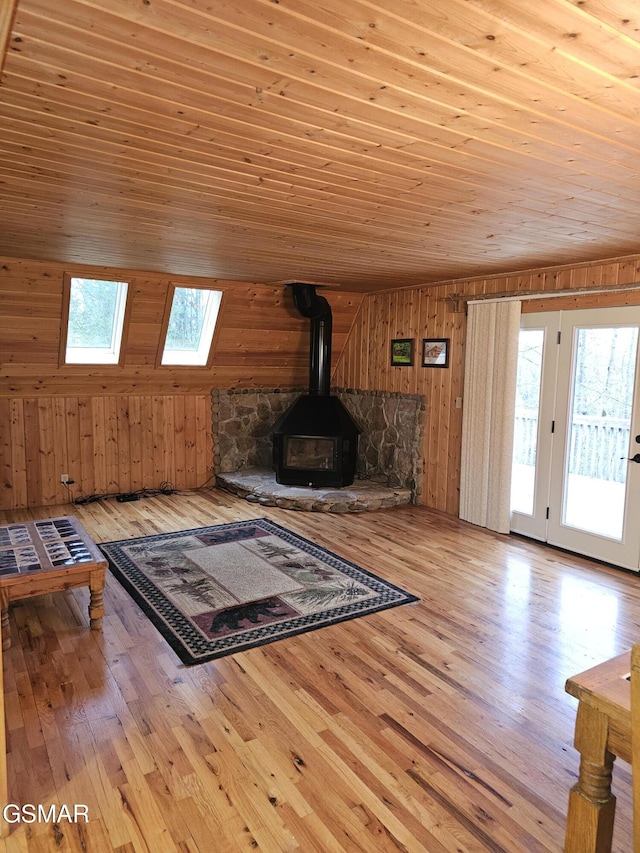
[546,307,640,570]
[510,313,560,542]
[511,328,545,516]
[562,326,638,541]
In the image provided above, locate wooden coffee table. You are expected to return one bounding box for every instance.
[0,515,107,834]
[0,515,107,649]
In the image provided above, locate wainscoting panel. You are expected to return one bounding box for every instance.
[0,395,213,510]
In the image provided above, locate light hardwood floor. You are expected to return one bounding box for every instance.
[0,490,637,852]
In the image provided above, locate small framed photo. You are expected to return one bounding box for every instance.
[422,338,449,368]
[390,338,414,366]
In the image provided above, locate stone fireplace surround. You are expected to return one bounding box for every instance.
[212,387,425,511]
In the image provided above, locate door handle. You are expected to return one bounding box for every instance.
[621,453,640,463]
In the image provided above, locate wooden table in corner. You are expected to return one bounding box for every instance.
[0,514,107,834]
[564,649,631,853]
[0,515,107,649]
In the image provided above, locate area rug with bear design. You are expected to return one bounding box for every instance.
[100,517,418,665]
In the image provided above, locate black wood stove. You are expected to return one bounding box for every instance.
[272,284,361,487]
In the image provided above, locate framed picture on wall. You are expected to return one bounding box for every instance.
[390,338,414,366]
[422,338,449,368]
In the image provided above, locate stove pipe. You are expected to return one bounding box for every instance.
[273,284,360,487]
[290,283,332,396]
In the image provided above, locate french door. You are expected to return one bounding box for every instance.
[510,307,640,570]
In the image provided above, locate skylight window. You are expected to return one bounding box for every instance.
[64,277,129,364]
[160,286,223,366]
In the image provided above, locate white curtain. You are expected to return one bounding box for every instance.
[459,300,521,534]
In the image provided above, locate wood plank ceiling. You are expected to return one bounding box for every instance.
[1,0,640,291]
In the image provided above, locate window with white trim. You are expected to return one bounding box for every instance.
[160,286,223,366]
[64,277,129,364]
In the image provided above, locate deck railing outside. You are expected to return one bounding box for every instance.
[514,411,629,483]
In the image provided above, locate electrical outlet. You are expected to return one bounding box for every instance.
[60,474,70,484]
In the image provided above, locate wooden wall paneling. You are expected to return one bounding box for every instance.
[352,296,370,391]
[344,296,364,391]
[64,396,81,497]
[400,290,414,393]
[182,395,198,488]
[334,303,353,389]
[0,398,12,509]
[364,296,376,391]
[618,259,640,286]
[425,293,444,508]
[137,394,158,490]
[128,395,143,490]
[418,290,432,500]
[380,294,393,391]
[0,394,215,509]
[78,397,96,500]
[152,396,166,490]
[531,271,544,290]
[334,317,351,389]
[22,399,41,508]
[398,290,420,394]
[568,266,591,290]
[442,296,460,515]
[126,278,169,367]
[447,304,467,516]
[389,290,400,337]
[414,285,430,503]
[431,293,450,509]
[387,292,399,393]
[344,320,356,390]
[216,331,308,364]
[601,261,620,288]
[0,258,363,396]
[195,395,213,486]
[8,399,27,509]
[427,292,443,508]
[166,394,178,486]
[2,320,60,366]
[116,396,132,495]
[104,396,121,494]
[364,293,376,389]
[139,396,156,491]
[51,396,70,505]
[489,277,508,298]
[173,395,187,488]
[191,396,203,486]
[402,289,418,395]
[213,285,306,381]
[513,272,531,296]
[91,397,107,495]
[345,299,360,390]
[359,297,371,391]
[586,264,605,289]
[524,290,640,313]
[163,396,177,488]
[357,298,369,391]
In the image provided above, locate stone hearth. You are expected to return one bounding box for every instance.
[211,387,425,513]
[217,468,412,513]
